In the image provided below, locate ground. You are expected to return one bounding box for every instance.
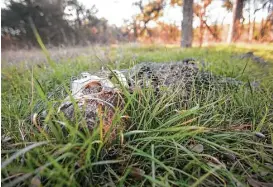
[1,44,273,186]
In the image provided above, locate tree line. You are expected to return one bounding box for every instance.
[1,0,273,49]
[1,0,128,49]
[126,0,273,47]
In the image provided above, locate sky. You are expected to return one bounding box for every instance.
[1,0,269,28]
[79,0,191,27]
[78,0,140,27]
[79,0,269,28]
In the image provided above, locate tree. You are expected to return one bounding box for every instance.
[133,0,165,37]
[1,0,126,48]
[247,0,273,41]
[181,0,194,47]
[194,0,214,47]
[176,0,219,47]
[132,0,194,47]
[227,0,244,43]
[1,0,75,47]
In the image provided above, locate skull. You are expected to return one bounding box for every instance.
[59,72,125,141]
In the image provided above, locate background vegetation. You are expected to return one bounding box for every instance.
[1,0,273,49]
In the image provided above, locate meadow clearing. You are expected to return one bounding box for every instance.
[1,44,273,186]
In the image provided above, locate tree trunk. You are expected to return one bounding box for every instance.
[181,0,194,48]
[260,18,265,38]
[227,0,244,43]
[199,19,204,47]
[76,9,82,28]
[249,17,255,41]
[133,20,138,39]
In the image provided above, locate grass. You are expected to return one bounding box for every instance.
[1,44,273,186]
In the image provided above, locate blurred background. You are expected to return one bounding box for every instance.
[1,0,273,50]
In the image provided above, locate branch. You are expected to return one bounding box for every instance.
[204,21,220,41]
[254,0,270,14]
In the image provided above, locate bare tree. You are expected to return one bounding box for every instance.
[227,0,244,43]
[194,0,213,47]
[248,0,273,41]
[181,0,194,47]
[133,0,165,37]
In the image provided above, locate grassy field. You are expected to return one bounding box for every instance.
[1,44,273,186]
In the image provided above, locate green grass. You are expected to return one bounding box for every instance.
[1,44,273,186]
